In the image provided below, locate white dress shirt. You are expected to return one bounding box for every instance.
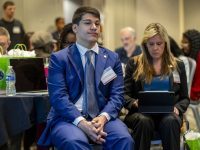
[73,42,110,126]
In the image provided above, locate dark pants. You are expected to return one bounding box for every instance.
[124,113,182,150]
[0,144,8,150]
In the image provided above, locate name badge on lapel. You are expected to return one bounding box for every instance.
[172,70,181,83]
[101,66,117,85]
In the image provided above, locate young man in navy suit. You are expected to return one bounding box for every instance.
[38,6,134,150]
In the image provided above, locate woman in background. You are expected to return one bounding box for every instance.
[169,36,190,89]
[181,29,200,100]
[23,32,34,51]
[59,23,76,49]
[124,23,189,150]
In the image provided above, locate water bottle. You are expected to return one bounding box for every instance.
[6,66,16,96]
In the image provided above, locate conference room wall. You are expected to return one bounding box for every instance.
[0,0,64,32]
[103,0,180,50]
[184,0,200,31]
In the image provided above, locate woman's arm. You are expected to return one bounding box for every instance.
[174,61,190,114]
[124,59,139,111]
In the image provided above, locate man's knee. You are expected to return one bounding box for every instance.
[117,133,134,149]
[121,133,134,144]
[105,119,134,149]
[51,122,91,150]
[104,132,134,150]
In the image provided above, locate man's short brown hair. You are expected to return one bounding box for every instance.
[72,6,100,25]
[3,1,15,10]
[0,27,10,40]
[55,17,64,24]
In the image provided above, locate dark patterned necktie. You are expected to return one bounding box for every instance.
[83,50,99,118]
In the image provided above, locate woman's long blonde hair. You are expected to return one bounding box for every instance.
[134,23,177,84]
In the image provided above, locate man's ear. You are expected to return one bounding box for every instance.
[72,24,78,33]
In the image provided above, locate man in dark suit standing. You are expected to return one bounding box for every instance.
[115,27,141,64]
[0,1,25,50]
[52,17,65,42]
[38,6,134,150]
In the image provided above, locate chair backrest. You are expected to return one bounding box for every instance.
[187,57,196,96]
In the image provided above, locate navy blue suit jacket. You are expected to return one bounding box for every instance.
[115,45,141,64]
[38,44,124,145]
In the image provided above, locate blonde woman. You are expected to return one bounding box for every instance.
[124,23,189,150]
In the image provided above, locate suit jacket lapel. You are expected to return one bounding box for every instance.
[95,47,108,86]
[68,44,84,86]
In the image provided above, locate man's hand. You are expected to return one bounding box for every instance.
[77,119,105,144]
[91,116,108,142]
[92,116,108,132]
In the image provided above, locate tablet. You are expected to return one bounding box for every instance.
[138,91,175,113]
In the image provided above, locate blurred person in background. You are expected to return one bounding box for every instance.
[0,1,25,50]
[169,36,190,88]
[51,17,65,51]
[52,17,65,42]
[115,27,141,64]
[0,27,10,55]
[31,31,55,58]
[59,23,76,49]
[23,32,34,51]
[181,29,200,100]
[27,31,53,150]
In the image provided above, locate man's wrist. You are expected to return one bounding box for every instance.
[73,116,86,126]
[99,112,110,122]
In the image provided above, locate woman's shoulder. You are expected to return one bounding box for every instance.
[174,58,186,73]
[175,57,184,65]
[128,55,141,65]
[178,55,189,62]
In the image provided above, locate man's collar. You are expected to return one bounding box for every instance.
[76,42,99,56]
[3,16,14,22]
